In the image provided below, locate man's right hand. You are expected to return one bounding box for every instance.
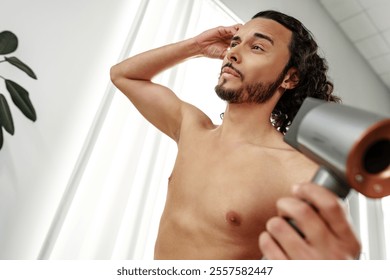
[194,24,242,59]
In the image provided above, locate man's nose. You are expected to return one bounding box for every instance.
[227,47,240,63]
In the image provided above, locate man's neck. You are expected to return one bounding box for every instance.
[216,102,283,146]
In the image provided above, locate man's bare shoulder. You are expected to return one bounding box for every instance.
[181,102,217,129]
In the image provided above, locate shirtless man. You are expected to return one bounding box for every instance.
[110,10,361,260]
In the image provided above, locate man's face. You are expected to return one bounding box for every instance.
[215,17,292,104]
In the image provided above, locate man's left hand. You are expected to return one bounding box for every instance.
[259,182,361,259]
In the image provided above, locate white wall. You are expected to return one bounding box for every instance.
[220,0,390,113]
[0,0,134,259]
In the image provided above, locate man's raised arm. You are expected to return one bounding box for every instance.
[110,24,241,141]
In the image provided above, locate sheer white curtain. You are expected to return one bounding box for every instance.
[358,195,389,259]
[38,0,238,260]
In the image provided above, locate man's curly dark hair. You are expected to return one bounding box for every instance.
[252,10,341,133]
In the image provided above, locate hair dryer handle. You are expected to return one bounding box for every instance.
[286,166,351,238]
[312,166,351,199]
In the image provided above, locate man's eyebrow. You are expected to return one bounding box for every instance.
[231,33,274,45]
[253,32,274,45]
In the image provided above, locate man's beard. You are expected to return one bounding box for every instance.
[214,69,286,104]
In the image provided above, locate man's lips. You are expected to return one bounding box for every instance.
[221,65,242,79]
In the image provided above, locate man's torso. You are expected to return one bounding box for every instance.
[154,105,317,259]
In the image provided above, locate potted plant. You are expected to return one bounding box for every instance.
[0,30,37,149]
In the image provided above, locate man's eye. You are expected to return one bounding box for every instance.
[252,45,264,51]
[230,42,238,47]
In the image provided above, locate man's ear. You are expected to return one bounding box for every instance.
[282,67,299,90]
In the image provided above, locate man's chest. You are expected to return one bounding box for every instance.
[166,143,290,236]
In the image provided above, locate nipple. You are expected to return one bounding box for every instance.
[226,211,242,226]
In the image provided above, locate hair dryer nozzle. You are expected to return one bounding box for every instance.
[284,97,390,199]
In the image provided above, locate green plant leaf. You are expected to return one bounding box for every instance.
[5,56,37,79]
[0,93,15,135]
[5,79,36,121]
[0,126,4,150]
[0,126,3,150]
[0,31,18,55]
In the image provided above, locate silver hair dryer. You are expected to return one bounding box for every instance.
[284,97,390,199]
